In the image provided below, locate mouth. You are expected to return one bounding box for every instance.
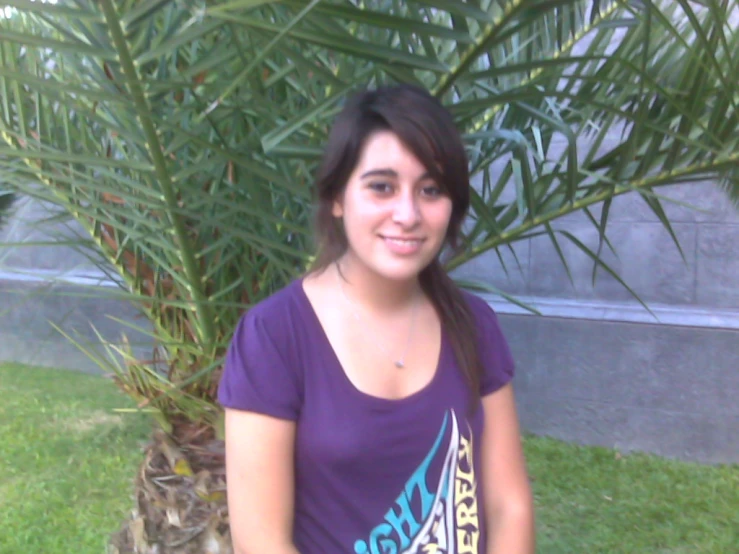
[380,235,425,245]
[379,235,426,255]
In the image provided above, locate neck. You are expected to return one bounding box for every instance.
[334,256,421,313]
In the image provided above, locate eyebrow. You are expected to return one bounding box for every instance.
[360,168,433,181]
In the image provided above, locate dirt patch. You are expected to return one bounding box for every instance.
[56,410,125,433]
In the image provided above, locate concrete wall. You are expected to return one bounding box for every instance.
[453,180,739,464]
[0,197,96,276]
[456,180,738,310]
[0,197,152,373]
[0,279,153,374]
[1,182,737,463]
[501,313,737,465]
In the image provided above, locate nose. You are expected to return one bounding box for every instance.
[391,190,421,227]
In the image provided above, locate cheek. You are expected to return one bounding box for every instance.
[344,197,384,226]
[430,200,454,232]
[337,201,378,245]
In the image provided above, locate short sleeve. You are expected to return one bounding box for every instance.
[217,309,302,420]
[467,293,516,397]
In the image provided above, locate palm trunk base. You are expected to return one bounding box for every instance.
[108,427,232,554]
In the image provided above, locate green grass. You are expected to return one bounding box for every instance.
[0,363,151,554]
[526,436,739,553]
[2,363,737,554]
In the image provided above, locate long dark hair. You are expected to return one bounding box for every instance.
[309,84,483,401]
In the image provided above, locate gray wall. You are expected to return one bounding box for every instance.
[455,180,738,311]
[501,313,737,465]
[0,197,150,373]
[0,280,153,374]
[1,183,737,464]
[453,180,739,464]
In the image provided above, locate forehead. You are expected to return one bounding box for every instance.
[354,131,428,175]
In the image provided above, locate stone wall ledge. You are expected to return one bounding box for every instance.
[3,268,738,331]
[483,293,739,330]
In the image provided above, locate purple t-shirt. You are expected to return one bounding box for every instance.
[218,278,515,554]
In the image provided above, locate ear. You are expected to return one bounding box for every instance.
[331,195,344,218]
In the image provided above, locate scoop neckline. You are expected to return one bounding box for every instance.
[292,276,448,408]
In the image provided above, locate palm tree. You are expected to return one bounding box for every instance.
[1,0,737,551]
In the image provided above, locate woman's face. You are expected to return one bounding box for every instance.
[332,130,454,283]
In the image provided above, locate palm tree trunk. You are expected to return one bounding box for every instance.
[109,427,231,554]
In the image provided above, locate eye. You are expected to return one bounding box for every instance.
[368,182,394,194]
[421,184,444,198]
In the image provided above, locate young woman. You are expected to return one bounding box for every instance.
[218,84,535,554]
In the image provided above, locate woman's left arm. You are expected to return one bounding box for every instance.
[481,382,535,554]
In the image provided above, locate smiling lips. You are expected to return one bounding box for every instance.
[380,235,425,255]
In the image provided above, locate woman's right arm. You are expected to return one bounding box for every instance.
[225,407,301,554]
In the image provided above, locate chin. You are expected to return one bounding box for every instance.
[343,244,442,282]
[370,257,437,282]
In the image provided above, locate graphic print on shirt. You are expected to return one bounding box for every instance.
[353,410,480,554]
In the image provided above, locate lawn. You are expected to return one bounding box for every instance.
[0,363,151,554]
[526,437,738,553]
[1,363,737,554]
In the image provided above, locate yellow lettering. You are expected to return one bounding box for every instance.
[457,435,474,466]
[456,528,480,554]
[455,462,474,483]
[454,431,480,554]
[455,500,479,529]
[455,475,476,503]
